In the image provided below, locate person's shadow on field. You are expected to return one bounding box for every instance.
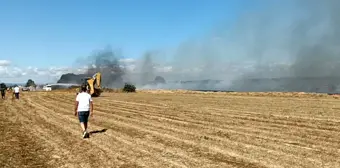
[89,129,107,135]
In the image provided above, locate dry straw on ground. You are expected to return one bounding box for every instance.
[1,90,340,167]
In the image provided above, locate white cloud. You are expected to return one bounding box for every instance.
[119,58,135,64]
[156,66,172,73]
[0,60,10,66]
[0,65,87,84]
[0,66,9,76]
[0,57,292,84]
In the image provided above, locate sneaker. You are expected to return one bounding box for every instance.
[83,131,90,138]
[83,131,87,138]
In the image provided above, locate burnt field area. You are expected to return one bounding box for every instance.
[230,77,340,93]
[1,91,340,168]
[139,77,340,94]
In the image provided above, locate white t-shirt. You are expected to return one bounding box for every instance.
[76,92,93,111]
[14,87,20,93]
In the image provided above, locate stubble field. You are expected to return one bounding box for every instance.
[1,90,340,168]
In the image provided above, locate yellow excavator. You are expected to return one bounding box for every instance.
[81,72,102,97]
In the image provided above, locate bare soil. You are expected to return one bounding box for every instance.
[1,91,340,168]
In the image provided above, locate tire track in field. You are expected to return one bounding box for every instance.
[3,99,70,167]
[44,94,326,167]
[144,98,340,147]
[116,97,340,141]
[96,98,340,152]
[96,108,322,167]
[97,95,337,123]
[59,91,336,116]
[53,94,340,158]
[39,94,260,167]
[12,97,119,168]
[26,94,147,168]
[28,94,195,168]
[207,107,340,126]
[27,94,164,168]
[206,108,340,144]
[108,93,340,120]
[0,100,49,168]
[41,94,269,167]
[48,94,340,154]
[78,96,335,126]
[95,94,340,167]
[97,104,333,167]
[127,96,340,127]
[40,92,340,167]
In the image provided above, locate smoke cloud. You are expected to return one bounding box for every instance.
[86,47,126,88]
[141,0,340,93]
[59,46,127,88]
[61,0,340,93]
[227,0,340,92]
[136,52,156,86]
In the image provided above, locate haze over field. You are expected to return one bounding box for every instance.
[61,0,340,92]
[2,0,340,92]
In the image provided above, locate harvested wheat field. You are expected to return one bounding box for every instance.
[1,91,340,168]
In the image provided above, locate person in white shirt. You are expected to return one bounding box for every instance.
[13,86,20,99]
[74,85,93,138]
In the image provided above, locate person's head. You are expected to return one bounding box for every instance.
[81,85,87,92]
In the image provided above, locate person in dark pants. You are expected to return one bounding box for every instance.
[1,88,5,99]
[13,86,20,99]
[74,85,93,138]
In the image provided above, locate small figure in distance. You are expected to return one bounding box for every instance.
[13,85,20,100]
[74,85,93,139]
[1,87,5,99]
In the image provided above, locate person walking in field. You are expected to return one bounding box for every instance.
[1,87,5,99]
[74,85,93,138]
[13,85,20,99]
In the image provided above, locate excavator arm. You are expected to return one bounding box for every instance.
[83,72,102,97]
[93,72,101,89]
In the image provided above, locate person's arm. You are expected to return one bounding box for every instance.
[74,95,79,116]
[89,95,93,116]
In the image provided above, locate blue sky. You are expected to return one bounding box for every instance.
[0,0,259,68]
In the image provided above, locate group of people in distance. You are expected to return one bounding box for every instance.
[1,85,20,100]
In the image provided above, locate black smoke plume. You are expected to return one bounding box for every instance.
[58,46,127,88]
[86,47,126,88]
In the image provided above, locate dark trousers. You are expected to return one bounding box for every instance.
[14,93,19,99]
[78,111,90,123]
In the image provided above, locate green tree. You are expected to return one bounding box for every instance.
[123,83,136,92]
[25,79,36,87]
